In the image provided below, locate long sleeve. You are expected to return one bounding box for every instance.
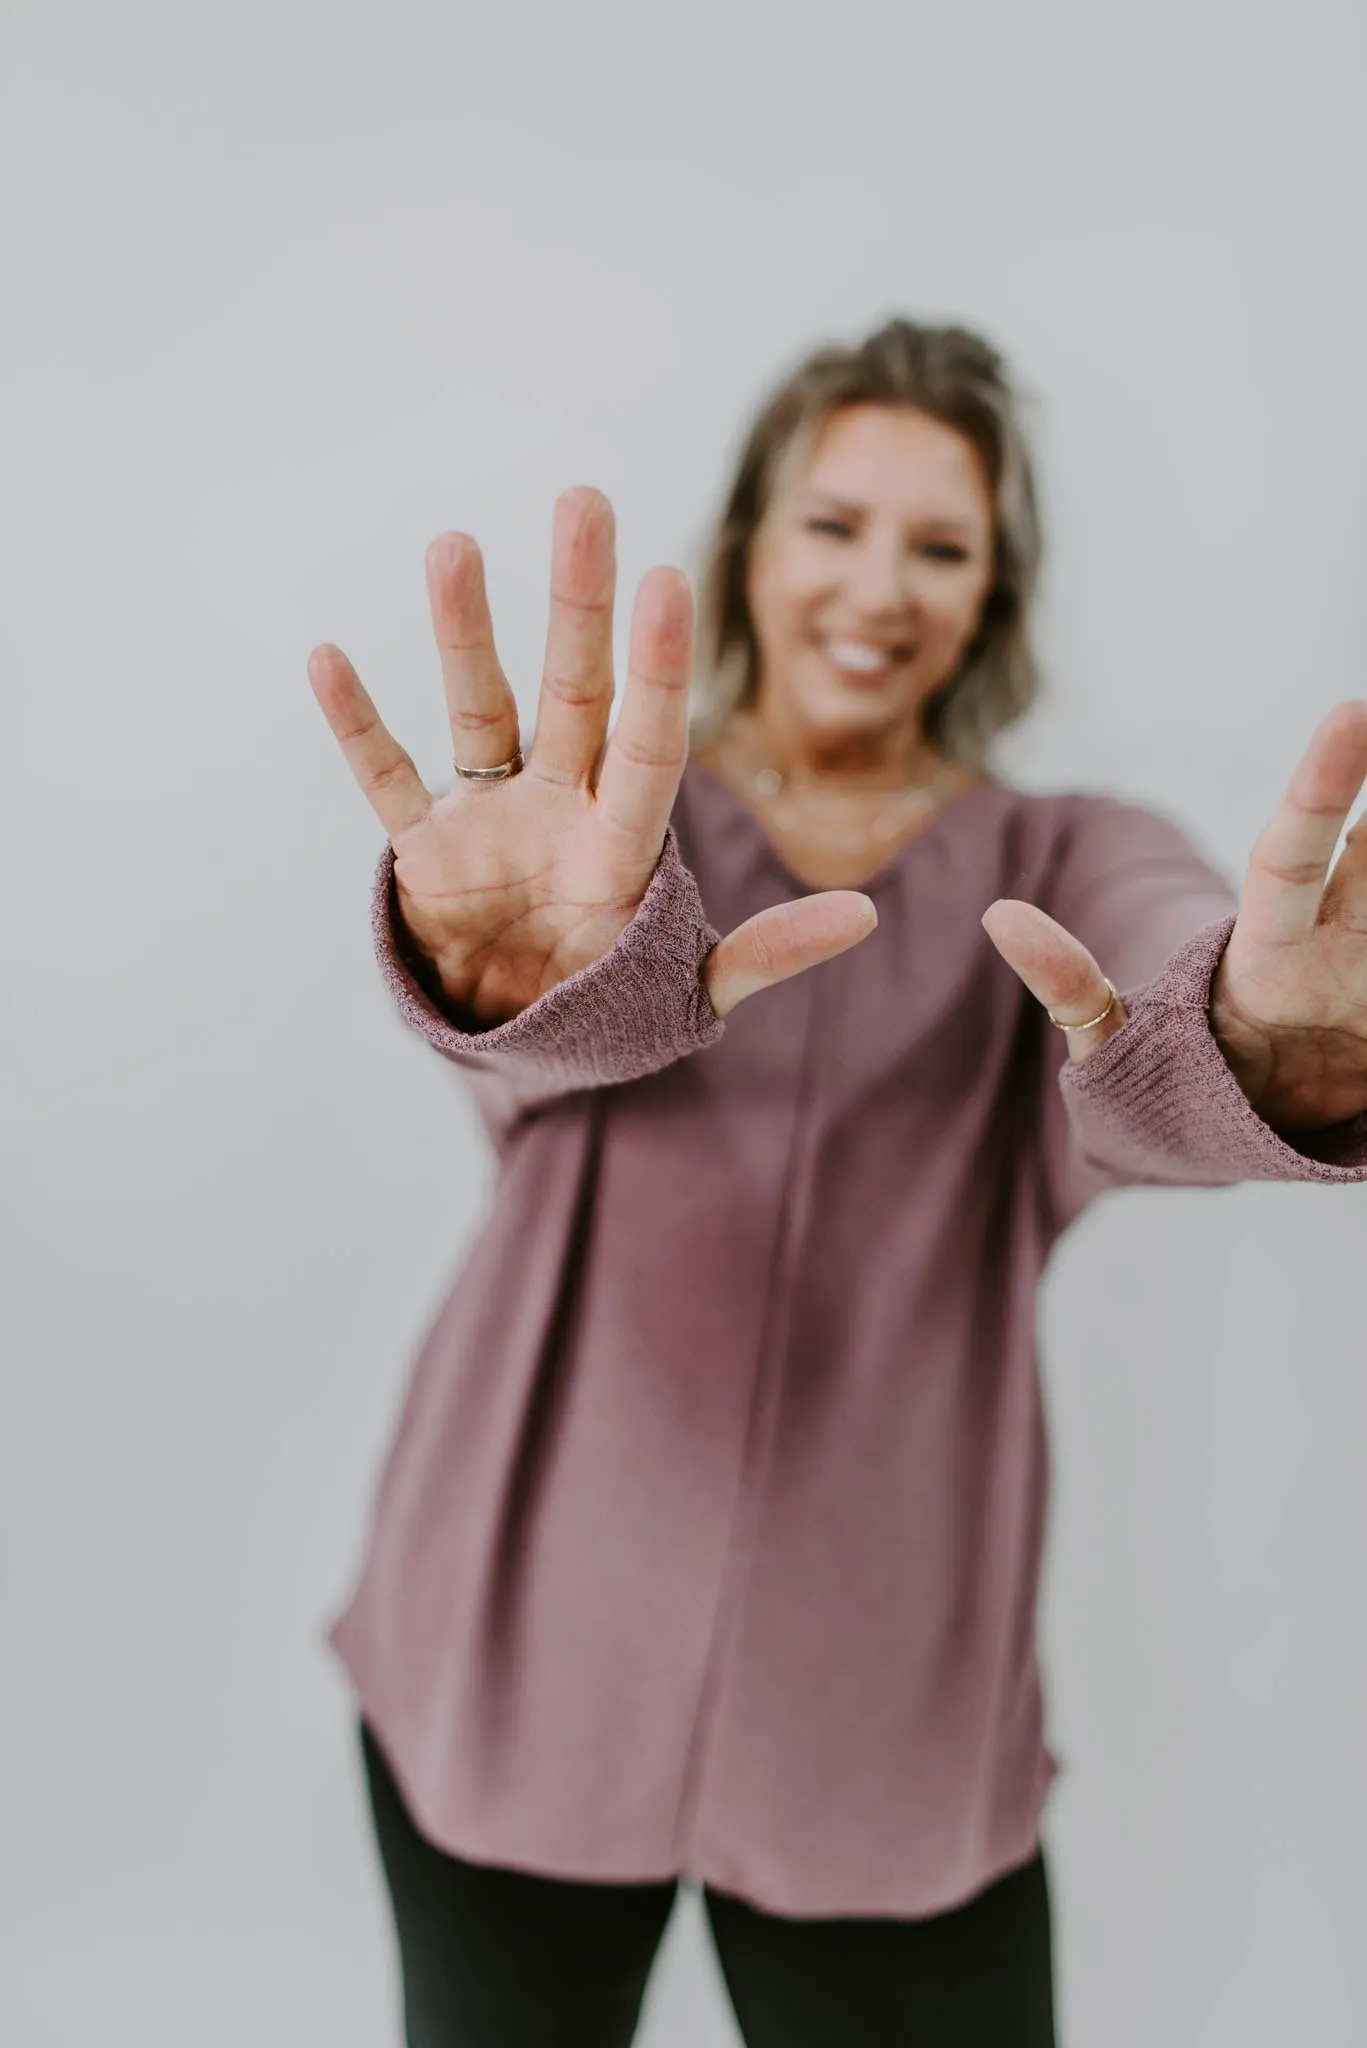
[1037,794,1367,1233]
[371,824,726,1141]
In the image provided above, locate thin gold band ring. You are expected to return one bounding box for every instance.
[1047,979,1117,1032]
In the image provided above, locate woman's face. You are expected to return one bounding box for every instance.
[745,403,996,751]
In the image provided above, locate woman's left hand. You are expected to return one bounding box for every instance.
[979,700,1367,1135]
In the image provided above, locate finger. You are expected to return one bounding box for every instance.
[1299,701,1367,933]
[425,533,522,775]
[527,487,617,786]
[703,891,878,1020]
[980,898,1127,1062]
[1319,812,1367,932]
[1239,700,1367,947]
[593,567,694,857]
[307,643,432,838]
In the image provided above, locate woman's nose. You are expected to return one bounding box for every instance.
[842,543,916,616]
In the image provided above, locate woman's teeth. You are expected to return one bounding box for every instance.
[823,639,904,676]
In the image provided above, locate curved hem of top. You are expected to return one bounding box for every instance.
[336,1644,1059,1923]
[343,1673,686,1893]
[688,1814,1054,1924]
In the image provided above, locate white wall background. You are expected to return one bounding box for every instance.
[4,2,1366,2042]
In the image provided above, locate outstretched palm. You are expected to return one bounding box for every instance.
[309,487,876,1023]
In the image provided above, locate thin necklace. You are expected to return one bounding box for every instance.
[723,724,962,853]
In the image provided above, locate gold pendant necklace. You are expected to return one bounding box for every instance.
[734,738,960,854]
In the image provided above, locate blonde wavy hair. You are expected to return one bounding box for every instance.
[688,317,1045,772]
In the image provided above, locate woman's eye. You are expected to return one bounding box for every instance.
[806,517,852,538]
[923,541,969,562]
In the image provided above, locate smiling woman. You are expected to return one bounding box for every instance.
[308,316,1367,2048]
[749,404,995,718]
[686,324,1043,892]
[694,402,1000,889]
[689,321,1042,774]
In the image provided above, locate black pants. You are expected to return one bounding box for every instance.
[360,1723,1057,2047]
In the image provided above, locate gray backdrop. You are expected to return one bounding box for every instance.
[4,1,1366,2042]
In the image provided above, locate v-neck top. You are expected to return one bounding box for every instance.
[329,761,1367,1919]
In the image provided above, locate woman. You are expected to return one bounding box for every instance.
[308,320,1367,2047]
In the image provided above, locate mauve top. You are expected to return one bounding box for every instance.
[329,761,1367,1920]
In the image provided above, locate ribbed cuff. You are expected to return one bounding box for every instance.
[371,825,726,1089]
[1058,913,1367,1183]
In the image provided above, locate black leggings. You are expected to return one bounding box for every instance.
[360,1723,1057,2047]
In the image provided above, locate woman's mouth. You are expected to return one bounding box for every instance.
[818,636,914,681]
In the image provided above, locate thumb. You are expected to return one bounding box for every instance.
[980,898,1128,1062]
[704,891,878,1020]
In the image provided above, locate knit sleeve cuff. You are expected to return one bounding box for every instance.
[371,825,726,1100]
[1057,913,1367,1185]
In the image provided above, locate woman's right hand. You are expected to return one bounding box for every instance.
[308,487,877,1024]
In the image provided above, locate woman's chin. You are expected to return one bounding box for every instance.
[792,674,922,742]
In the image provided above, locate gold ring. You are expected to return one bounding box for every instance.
[453,747,524,782]
[1047,979,1117,1032]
